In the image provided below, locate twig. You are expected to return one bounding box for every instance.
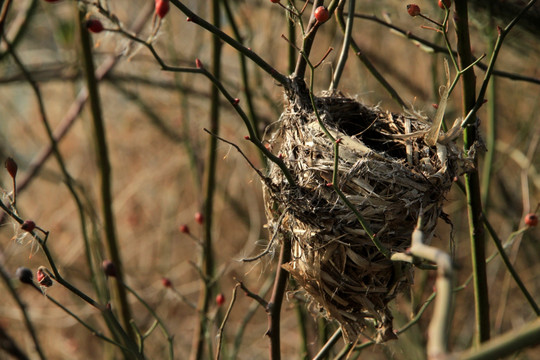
[215,284,240,360]
[329,0,354,91]
[482,213,540,315]
[203,129,266,182]
[169,0,289,87]
[461,0,538,128]
[232,277,273,358]
[459,318,540,360]
[0,264,46,360]
[346,12,540,86]
[313,328,343,360]
[77,5,134,341]
[242,207,288,262]
[123,283,174,360]
[408,220,453,359]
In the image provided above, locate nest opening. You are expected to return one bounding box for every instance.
[263,90,459,343]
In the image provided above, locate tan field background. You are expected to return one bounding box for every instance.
[1,0,539,359]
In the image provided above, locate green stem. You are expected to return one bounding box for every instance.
[267,236,292,360]
[312,328,342,360]
[460,318,540,360]
[190,1,220,359]
[123,283,174,359]
[330,0,354,91]
[77,5,134,342]
[454,0,490,344]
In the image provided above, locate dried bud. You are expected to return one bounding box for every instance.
[21,220,36,233]
[5,157,18,178]
[162,277,172,288]
[244,135,250,140]
[37,266,53,287]
[16,267,33,284]
[102,260,117,277]
[216,293,225,306]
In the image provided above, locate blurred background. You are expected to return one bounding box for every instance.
[0,0,538,359]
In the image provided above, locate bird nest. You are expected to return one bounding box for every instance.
[262,90,459,343]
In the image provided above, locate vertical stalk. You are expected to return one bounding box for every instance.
[267,236,291,360]
[190,1,220,359]
[77,4,134,343]
[454,0,490,344]
[481,4,497,210]
[288,0,296,74]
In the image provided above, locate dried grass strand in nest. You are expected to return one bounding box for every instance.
[263,91,459,343]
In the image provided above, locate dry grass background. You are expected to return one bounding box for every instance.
[0,0,539,359]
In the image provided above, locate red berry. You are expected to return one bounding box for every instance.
[5,157,17,178]
[155,0,170,19]
[21,220,36,232]
[179,224,190,234]
[525,213,538,227]
[216,293,225,306]
[102,260,117,277]
[162,277,172,288]
[86,19,104,33]
[407,4,421,17]
[244,135,250,140]
[314,6,330,23]
[438,0,451,9]
[195,212,204,225]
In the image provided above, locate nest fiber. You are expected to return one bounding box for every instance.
[263,92,458,342]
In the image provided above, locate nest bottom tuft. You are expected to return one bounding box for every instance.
[263,93,458,342]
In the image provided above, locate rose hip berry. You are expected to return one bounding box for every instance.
[21,220,36,232]
[407,4,421,17]
[438,0,451,9]
[86,19,104,33]
[195,212,204,225]
[525,213,538,227]
[216,293,225,306]
[155,0,170,19]
[314,6,330,23]
[162,277,172,288]
[179,224,190,234]
[102,260,117,277]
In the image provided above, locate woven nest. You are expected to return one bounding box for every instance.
[263,89,459,343]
